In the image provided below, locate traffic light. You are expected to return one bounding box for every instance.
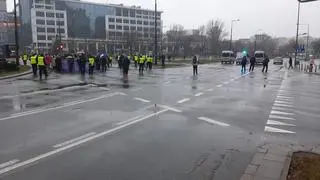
[60,44,63,50]
[242,50,247,56]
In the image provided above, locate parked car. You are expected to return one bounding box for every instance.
[273,57,283,65]
[221,50,235,64]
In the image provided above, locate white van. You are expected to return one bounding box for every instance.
[254,51,265,64]
[221,50,235,64]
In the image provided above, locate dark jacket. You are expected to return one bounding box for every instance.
[241,56,247,65]
[263,57,269,65]
[122,56,130,69]
[250,57,256,64]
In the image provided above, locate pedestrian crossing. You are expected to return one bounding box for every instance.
[264,81,296,134]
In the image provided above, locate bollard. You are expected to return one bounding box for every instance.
[315,65,317,73]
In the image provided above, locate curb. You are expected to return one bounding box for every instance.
[240,144,320,180]
[0,70,32,81]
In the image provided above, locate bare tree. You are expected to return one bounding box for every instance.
[278,39,296,56]
[205,19,228,55]
[255,34,278,56]
[166,24,185,57]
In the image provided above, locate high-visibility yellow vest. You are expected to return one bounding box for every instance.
[30,56,37,64]
[23,55,27,60]
[139,56,145,64]
[89,57,95,66]
[128,56,131,60]
[37,56,44,66]
[134,56,138,62]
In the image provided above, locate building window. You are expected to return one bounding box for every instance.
[123,19,129,24]
[109,31,115,37]
[108,18,115,22]
[46,12,54,17]
[57,21,64,26]
[136,10,141,14]
[143,16,148,19]
[150,22,154,26]
[144,33,149,38]
[47,28,55,33]
[37,27,45,32]
[57,29,65,33]
[123,26,129,31]
[116,32,122,36]
[137,27,142,31]
[116,25,122,30]
[35,5,44,9]
[116,19,122,23]
[136,15,142,18]
[45,6,53,10]
[123,9,128,17]
[116,8,122,16]
[36,19,45,25]
[130,10,135,17]
[130,26,136,31]
[56,13,64,18]
[143,11,149,15]
[143,21,148,25]
[47,36,54,40]
[109,25,115,29]
[46,20,55,25]
[137,20,142,25]
[37,35,46,40]
[143,27,149,32]
[36,11,45,17]
[150,28,155,32]
[130,20,136,24]
[47,43,52,47]
[38,43,47,47]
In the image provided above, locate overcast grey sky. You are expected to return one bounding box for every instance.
[7,0,320,39]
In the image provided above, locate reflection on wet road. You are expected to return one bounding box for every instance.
[0,62,319,180]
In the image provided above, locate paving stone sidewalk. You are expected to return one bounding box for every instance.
[240,143,320,180]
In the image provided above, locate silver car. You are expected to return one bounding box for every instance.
[273,57,283,65]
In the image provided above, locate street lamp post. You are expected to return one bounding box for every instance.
[294,2,301,67]
[299,24,310,59]
[154,0,158,65]
[13,0,19,65]
[230,19,240,51]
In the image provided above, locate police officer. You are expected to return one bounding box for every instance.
[30,54,38,77]
[139,55,145,74]
[37,54,48,80]
[88,55,95,75]
[22,54,28,65]
[109,54,113,67]
[134,54,139,69]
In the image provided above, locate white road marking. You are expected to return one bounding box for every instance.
[198,117,230,127]
[269,115,295,120]
[157,105,182,113]
[0,160,19,169]
[0,108,169,176]
[164,81,171,85]
[99,87,111,91]
[270,110,295,116]
[133,97,151,103]
[272,106,292,111]
[273,103,293,108]
[267,120,296,126]
[195,92,204,97]
[216,85,223,88]
[115,115,145,126]
[274,100,293,105]
[0,92,122,121]
[264,126,295,134]
[205,88,214,92]
[277,95,292,99]
[223,81,229,85]
[130,88,142,92]
[177,98,190,104]
[230,79,235,82]
[53,132,97,148]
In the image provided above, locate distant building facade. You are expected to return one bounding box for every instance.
[0,0,8,45]
[19,0,162,54]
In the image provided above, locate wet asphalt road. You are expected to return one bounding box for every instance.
[0,61,319,180]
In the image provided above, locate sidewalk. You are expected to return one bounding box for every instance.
[240,143,320,180]
[0,69,32,80]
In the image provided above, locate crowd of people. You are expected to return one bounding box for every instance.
[21,52,166,80]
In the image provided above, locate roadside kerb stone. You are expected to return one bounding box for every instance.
[239,143,316,180]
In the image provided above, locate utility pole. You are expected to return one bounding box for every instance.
[294,2,301,67]
[230,19,240,51]
[154,0,158,65]
[13,0,19,65]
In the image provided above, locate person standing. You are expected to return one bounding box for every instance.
[249,55,256,72]
[22,54,28,65]
[139,55,145,74]
[122,54,130,78]
[66,55,74,73]
[262,56,270,73]
[30,54,38,77]
[88,55,95,76]
[100,54,107,72]
[192,55,198,75]
[161,54,165,68]
[95,54,101,71]
[288,57,293,69]
[241,56,247,73]
[134,54,138,69]
[37,54,48,80]
[79,53,87,76]
[309,57,315,72]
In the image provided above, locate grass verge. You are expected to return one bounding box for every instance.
[287,151,320,180]
[0,65,31,77]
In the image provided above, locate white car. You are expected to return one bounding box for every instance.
[273,57,283,65]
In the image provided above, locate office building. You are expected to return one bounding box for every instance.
[19,0,163,53]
